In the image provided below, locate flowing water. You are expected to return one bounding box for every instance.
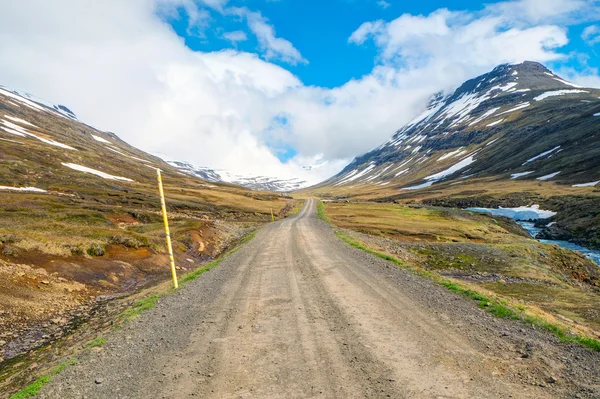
[517,221,600,265]
[466,207,600,266]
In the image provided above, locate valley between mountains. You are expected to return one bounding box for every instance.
[1,60,600,398]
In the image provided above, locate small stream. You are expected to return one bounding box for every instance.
[466,207,600,266]
[517,222,600,265]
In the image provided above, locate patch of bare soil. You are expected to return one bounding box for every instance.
[0,219,252,370]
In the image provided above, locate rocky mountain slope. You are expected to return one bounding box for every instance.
[168,161,308,192]
[308,61,600,249]
[320,61,599,191]
[0,85,295,365]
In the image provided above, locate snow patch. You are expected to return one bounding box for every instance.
[522,146,560,165]
[4,115,36,127]
[0,119,75,150]
[406,102,444,127]
[572,181,599,188]
[553,77,583,88]
[62,163,134,182]
[488,82,518,93]
[511,171,534,179]
[486,119,504,127]
[441,92,491,127]
[498,102,530,115]
[0,186,47,193]
[536,171,560,180]
[402,156,476,190]
[437,148,463,161]
[469,107,500,126]
[533,90,588,101]
[92,135,111,144]
[335,164,376,185]
[402,181,434,190]
[427,156,477,181]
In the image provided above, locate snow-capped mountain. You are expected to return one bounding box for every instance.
[168,161,309,192]
[318,61,600,191]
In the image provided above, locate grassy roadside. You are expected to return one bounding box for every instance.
[320,201,600,352]
[7,227,260,399]
[115,228,259,324]
[316,200,328,222]
[9,359,77,399]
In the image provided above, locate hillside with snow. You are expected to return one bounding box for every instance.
[167,161,309,192]
[317,61,600,191]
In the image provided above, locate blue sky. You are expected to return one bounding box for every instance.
[1,0,599,183]
[160,0,600,164]
[166,0,600,90]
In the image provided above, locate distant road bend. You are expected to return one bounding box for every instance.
[41,199,598,398]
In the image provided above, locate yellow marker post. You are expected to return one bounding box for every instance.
[157,169,178,289]
[270,208,275,222]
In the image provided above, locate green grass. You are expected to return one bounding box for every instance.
[86,337,105,349]
[321,204,600,352]
[9,359,76,399]
[316,201,328,222]
[119,296,160,323]
[179,258,222,284]
[335,231,405,266]
[522,315,600,351]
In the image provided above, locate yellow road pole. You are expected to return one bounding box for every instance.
[157,169,178,289]
[270,208,275,222]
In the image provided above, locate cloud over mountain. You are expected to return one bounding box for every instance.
[0,0,598,185]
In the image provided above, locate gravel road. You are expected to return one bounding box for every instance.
[40,199,600,398]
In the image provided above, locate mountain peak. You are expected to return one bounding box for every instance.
[493,61,549,74]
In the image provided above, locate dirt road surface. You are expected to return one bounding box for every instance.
[39,199,600,398]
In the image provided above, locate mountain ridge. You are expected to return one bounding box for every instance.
[317,61,600,190]
[167,160,309,192]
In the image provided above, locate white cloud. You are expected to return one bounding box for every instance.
[377,1,391,9]
[349,9,569,66]
[486,0,600,24]
[222,30,248,43]
[582,25,600,45]
[156,0,223,36]
[349,20,386,45]
[228,7,308,65]
[554,62,600,88]
[0,0,597,187]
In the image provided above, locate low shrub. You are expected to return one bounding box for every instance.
[86,243,105,257]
